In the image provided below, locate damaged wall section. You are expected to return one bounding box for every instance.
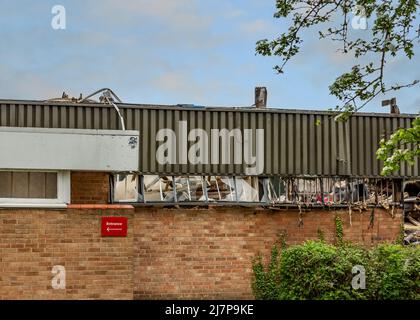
[112,174,402,209]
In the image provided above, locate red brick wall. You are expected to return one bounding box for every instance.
[132,207,403,299]
[0,205,402,300]
[0,207,134,299]
[71,172,110,204]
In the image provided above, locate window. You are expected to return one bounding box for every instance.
[142,175,207,203]
[0,171,70,208]
[175,176,207,202]
[142,175,164,202]
[113,174,139,202]
[260,177,285,203]
[234,177,259,202]
[110,174,399,207]
[206,176,236,202]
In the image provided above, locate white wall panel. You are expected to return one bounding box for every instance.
[0,127,139,171]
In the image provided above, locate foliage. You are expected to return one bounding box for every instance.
[335,215,344,246]
[256,0,419,114]
[252,220,420,300]
[252,245,281,300]
[376,116,420,175]
[280,241,371,299]
[252,240,420,300]
[369,244,420,299]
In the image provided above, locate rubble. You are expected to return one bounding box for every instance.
[403,186,420,245]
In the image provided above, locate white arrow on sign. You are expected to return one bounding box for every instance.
[107,227,122,232]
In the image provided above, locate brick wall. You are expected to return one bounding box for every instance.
[0,205,402,300]
[132,207,403,299]
[71,172,110,204]
[0,207,134,299]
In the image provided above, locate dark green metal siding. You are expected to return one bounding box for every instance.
[348,114,419,177]
[0,100,418,177]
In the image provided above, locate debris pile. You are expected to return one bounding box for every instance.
[404,194,420,245]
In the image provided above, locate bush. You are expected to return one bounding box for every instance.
[252,240,420,300]
[369,244,420,300]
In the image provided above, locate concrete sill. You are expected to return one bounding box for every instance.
[67,204,134,209]
[0,203,67,209]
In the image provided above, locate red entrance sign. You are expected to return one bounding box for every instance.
[101,217,128,237]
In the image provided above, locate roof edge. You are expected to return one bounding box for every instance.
[0,98,418,118]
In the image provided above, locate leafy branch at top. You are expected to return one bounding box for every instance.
[256,0,420,116]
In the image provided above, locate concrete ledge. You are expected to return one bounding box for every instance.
[67,204,134,209]
[0,203,67,209]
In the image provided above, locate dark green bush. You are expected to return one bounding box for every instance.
[252,240,420,300]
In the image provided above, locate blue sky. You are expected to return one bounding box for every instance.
[0,0,419,113]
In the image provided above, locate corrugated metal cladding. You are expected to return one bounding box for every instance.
[0,100,418,178]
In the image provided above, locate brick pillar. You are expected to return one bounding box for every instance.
[71,172,110,204]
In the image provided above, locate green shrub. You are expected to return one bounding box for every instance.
[251,241,420,300]
[278,241,369,300]
[369,244,420,300]
[252,245,281,300]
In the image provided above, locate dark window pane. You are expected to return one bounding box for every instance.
[29,172,46,198]
[12,172,29,198]
[0,172,12,197]
[45,173,58,199]
[0,171,57,199]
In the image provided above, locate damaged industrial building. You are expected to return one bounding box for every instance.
[0,88,419,299]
